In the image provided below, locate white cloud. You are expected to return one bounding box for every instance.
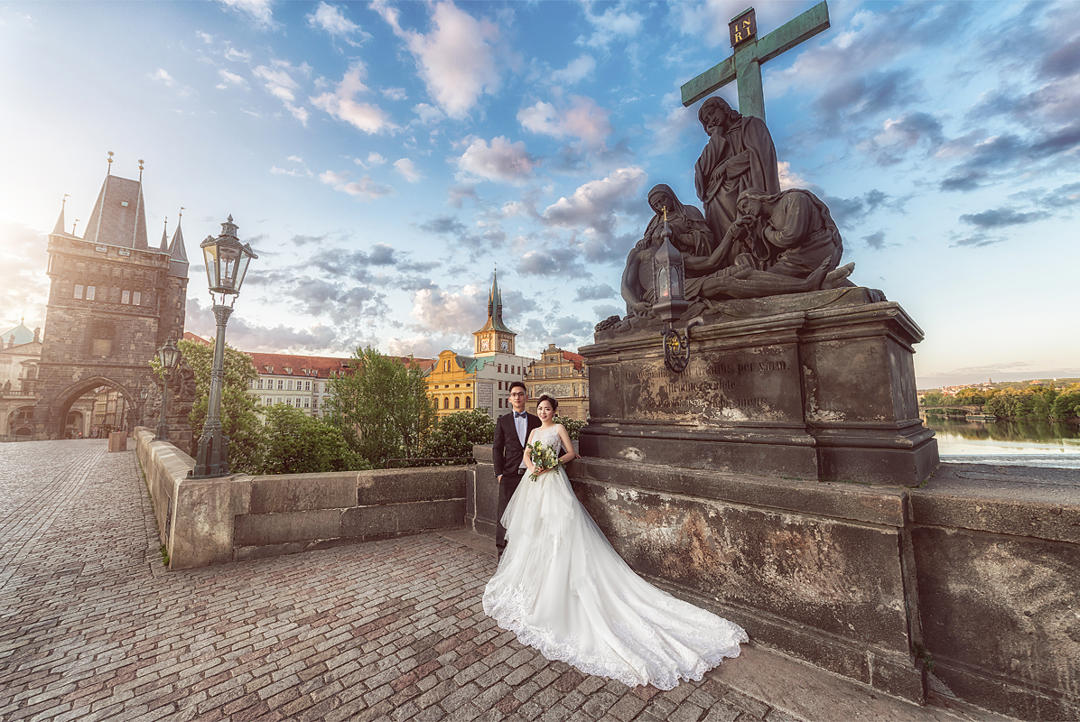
[356,152,387,167]
[217,0,273,28]
[410,284,486,334]
[271,156,313,177]
[542,166,646,254]
[550,54,596,85]
[373,0,500,119]
[382,87,407,101]
[225,46,252,62]
[307,2,369,46]
[518,96,611,147]
[216,69,247,89]
[287,154,304,163]
[196,30,214,44]
[319,169,393,199]
[578,1,643,47]
[777,161,807,190]
[150,68,175,86]
[413,102,445,125]
[253,61,312,124]
[393,158,423,183]
[457,136,536,183]
[310,61,396,134]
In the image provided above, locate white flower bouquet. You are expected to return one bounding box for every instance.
[527,439,560,482]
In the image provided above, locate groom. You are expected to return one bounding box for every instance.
[492,381,540,558]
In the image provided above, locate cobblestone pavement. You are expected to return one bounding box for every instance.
[0,441,811,721]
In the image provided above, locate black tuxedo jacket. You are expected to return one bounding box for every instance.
[492,411,541,477]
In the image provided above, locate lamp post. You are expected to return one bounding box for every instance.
[652,209,690,372]
[155,339,181,440]
[190,215,257,479]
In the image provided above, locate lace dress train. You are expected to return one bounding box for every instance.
[482,427,747,690]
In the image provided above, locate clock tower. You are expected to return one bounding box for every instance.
[473,270,515,357]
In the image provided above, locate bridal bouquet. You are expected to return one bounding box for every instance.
[527,440,560,482]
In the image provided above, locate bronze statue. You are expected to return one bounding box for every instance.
[685,188,854,302]
[694,97,780,245]
[621,185,714,317]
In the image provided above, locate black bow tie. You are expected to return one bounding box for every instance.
[514,412,527,419]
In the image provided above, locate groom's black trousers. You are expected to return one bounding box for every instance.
[496,470,524,555]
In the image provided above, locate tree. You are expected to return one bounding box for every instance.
[422,409,495,461]
[176,339,264,473]
[325,347,436,466]
[257,403,367,474]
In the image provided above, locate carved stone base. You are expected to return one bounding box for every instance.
[580,288,938,485]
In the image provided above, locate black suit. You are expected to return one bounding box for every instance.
[492,410,541,554]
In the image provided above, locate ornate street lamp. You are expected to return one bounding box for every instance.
[653,209,690,372]
[155,339,181,440]
[190,215,257,478]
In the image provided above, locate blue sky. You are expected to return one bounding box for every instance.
[1,0,1077,388]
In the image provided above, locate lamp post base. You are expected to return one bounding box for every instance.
[190,425,230,479]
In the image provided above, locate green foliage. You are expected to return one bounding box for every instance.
[554,415,586,440]
[325,347,436,466]
[422,409,495,460]
[178,339,264,473]
[256,403,370,474]
[1050,389,1080,421]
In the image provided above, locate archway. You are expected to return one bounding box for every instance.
[50,376,145,439]
[8,406,35,438]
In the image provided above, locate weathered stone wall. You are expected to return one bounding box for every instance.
[134,429,470,569]
[470,443,1079,718]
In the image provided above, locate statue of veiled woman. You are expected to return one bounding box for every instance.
[621,184,714,317]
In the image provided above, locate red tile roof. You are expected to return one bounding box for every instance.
[561,350,585,371]
[182,331,211,345]
[246,351,433,379]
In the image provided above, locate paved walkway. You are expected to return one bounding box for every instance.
[0,440,1003,722]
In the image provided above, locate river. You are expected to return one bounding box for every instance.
[922,416,1080,470]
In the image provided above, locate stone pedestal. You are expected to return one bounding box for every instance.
[107,430,128,452]
[581,288,938,485]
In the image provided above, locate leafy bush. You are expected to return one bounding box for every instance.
[554,415,586,440]
[422,409,495,460]
[257,403,369,474]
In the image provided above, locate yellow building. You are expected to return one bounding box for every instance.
[524,344,589,421]
[426,272,535,420]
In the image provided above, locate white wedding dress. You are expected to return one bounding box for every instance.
[482,425,747,689]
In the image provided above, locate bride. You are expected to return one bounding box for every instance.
[482,395,747,689]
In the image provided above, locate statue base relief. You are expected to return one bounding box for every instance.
[582,287,938,486]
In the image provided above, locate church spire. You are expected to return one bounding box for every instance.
[167,208,188,278]
[160,217,169,251]
[52,194,68,235]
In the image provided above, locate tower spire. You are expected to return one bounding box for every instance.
[160,217,169,251]
[52,194,69,235]
[106,150,113,176]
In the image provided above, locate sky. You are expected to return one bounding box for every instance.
[0,0,1077,389]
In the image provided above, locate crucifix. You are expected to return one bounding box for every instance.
[681,1,831,122]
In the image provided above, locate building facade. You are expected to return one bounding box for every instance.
[524,343,589,421]
[425,272,534,420]
[30,157,191,440]
[246,351,432,418]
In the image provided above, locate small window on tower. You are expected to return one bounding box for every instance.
[85,286,96,300]
[74,284,84,299]
[133,291,141,305]
[121,290,130,304]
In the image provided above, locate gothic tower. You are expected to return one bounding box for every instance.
[33,155,190,438]
[473,269,516,356]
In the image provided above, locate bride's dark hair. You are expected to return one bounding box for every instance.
[537,394,559,412]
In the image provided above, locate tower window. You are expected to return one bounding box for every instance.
[85,286,96,301]
[74,284,84,299]
[121,290,130,304]
[133,291,141,305]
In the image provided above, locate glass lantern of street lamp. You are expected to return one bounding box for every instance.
[200,215,257,305]
[158,338,181,372]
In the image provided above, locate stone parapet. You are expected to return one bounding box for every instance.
[134,429,469,569]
